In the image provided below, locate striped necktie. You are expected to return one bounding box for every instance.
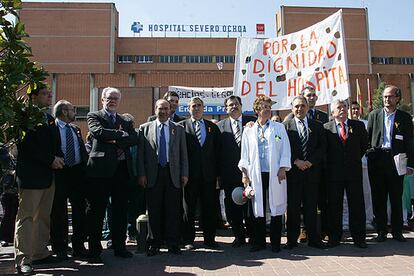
[65,124,76,167]
[299,120,308,160]
[195,120,202,146]
[234,120,241,147]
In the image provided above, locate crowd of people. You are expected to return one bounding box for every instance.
[0,84,413,275]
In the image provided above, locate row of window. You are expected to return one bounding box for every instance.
[372,57,414,65]
[117,55,235,64]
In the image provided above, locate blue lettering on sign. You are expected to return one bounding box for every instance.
[145,23,247,33]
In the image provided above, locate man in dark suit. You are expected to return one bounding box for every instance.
[86,87,138,260]
[284,86,329,241]
[324,99,368,248]
[148,91,186,123]
[179,96,221,249]
[367,85,414,242]
[138,99,189,256]
[283,96,326,250]
[14,86,65,274]
[50,100,88,259]
[217,96,255,248]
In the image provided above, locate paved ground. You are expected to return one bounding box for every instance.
[1,228,414,276]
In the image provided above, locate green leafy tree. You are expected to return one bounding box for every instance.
[0,0,49,145]
[372,81,385,110]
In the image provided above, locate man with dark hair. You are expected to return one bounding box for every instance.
[367,85,414,242]
[86,87,138,260]
[148,91,186,123]
[217,95,255,247]
[283,96,326,250]
[14,86,65,274]
[50,100,88,259]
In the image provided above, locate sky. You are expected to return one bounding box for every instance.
[23,0,413,40]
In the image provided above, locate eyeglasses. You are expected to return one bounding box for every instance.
[104,97,120,101]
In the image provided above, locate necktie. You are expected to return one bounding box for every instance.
[65,124,76,167]
[234,120,241,147]
[299,120,308,160]
[159,123,167,167]
[110,114,116,124]
[340,122,347,144]
[195,120,202,146]
[308,110,314,120]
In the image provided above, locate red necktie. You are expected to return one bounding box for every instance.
[340,122,346,144]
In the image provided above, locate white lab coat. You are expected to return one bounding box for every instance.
[238,121,291,218]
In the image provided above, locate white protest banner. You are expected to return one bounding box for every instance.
[169,86,233,115]
[233,10,350,111]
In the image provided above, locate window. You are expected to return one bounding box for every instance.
[159,55,183,63]
[375,57,393,65]
[400,57,414,65]
[136,55,153,64]
[74,106,90,120]
[186,55,213,63]
[117,55,133,64]
[216,55,235,63]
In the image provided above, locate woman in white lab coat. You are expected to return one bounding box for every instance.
[238,96,291,252]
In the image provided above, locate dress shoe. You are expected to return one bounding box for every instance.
[327,240,340,248]
[87,255,103,264]
[184,243,194,250]
[32,255,62,265]
[392,233,407,242]
[114,249,133,258]
[249,245,266,252]
[204,240,219,248]
[375,231,388,242]
[283,242,298,250]
[0,241,10,247]
[146,246,159,257]
[168,246,182,255]
[232,238,246,248]
[354,240,368,248]
[271,245,281,253]
[55,251,69,261]
[72,247,89,258]
[16,264,34,275]
[308,241,327,249]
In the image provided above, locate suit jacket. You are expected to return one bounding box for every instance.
[86,109,138,178]
[284,109,329,124]
[367,108,414,168]
[284,118,326,181]
[324,119,368,182]
[137,120,189,189]
[16,113,59,189]
[217,115,256,188]
[52,121,88,168]
[147,113,186,123]
[179,118,220,184]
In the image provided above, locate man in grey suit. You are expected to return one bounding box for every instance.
[138,99,189,256]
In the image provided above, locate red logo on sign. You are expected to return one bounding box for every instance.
[256,24,265,35]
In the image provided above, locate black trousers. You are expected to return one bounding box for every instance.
[182,178,217,244]
[223,183,252,241]
[51,164,87,253]
[87,161,129,255]
[318,167,329,236]
[368,150,404,234]
[146,165,181,248]
[327,178,366,243]
[250,172,282,248]
[286,173,319,244]
[0,192,18,243]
